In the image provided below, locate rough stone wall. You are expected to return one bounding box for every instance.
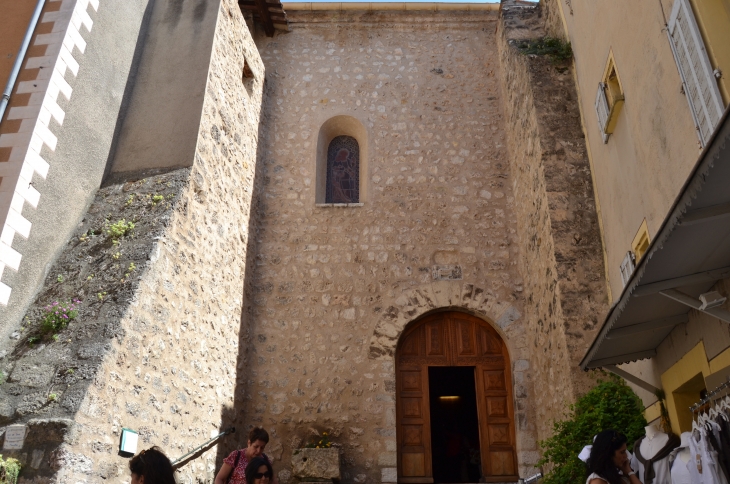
[0,1,264,482]
[496,4,608,442]
[246,10,540,482]
[539,0,568,41]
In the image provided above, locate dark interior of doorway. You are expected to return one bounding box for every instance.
[428,366,482,483]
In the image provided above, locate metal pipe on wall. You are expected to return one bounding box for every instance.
[0,0,48,124]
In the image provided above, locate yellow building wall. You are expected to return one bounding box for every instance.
[690,0,730,104]
[659,342,730,434]
[559,0,702,303]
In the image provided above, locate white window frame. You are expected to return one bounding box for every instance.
[620,251,636,287]
[594,82,610,144]
[667,0,725,146]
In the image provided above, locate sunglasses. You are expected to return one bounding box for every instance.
[254,472,273,479]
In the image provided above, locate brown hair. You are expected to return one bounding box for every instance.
[129,446,176,484]
[248,427,270,444]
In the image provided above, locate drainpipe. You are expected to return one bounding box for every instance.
[0,0,47,124]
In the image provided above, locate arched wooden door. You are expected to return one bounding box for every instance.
[396,312,518,483]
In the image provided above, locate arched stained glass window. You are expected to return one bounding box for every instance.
[326,135,359,203]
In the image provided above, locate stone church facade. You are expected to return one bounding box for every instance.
[0,0,607,483]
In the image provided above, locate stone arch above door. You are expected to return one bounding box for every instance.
[368,281,523,360]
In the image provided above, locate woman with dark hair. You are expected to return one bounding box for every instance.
[216,427,277,484]
[587,430,642,484]
[245,456,273,484]
[129,446,176,484]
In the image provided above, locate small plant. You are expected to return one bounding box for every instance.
[97,292,107,301]
[52,334,59,342]
[66,368,75,375]
[57,275,64,283]
[152,194,164,205]
[27,336,39,345]
[0,454,21,484]
[516,36,573,63]
[87,274,94,281]
[126,194,135,206]
[303,431,332,449]
[105,219,135,241]
[48,393,58,402]
[40,300,81,334]
[113,251,121,260]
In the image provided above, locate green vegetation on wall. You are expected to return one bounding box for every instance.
[538,375,647,484]
[515,37,573,63]
[0,455,21,484]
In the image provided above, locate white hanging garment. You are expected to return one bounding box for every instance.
[669,434,694,484]
[689,427,727,484]
[670,454,694,484]
[688,431,707,484]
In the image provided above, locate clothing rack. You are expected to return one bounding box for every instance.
[689,376,730,413]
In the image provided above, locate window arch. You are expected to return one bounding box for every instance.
[326,135,360,203]
[315,115,368,204]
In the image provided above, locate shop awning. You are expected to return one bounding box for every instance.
[581,107,730,370]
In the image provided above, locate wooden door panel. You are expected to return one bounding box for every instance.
[487,424,511,446]
[483,370,506,392]
[400,326,422,356]
[397,367,432,482]
[401,371,423,392]
[489,452,516,476]
[402,454,426,477]
[476,365,518,482]
[478,324,502,355]
[425,321,446,357]
[452,317,477,357]
[402,398,423,418]
[486,397,508,418]
[403,425,424,446]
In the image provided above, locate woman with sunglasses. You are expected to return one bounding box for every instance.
[129,447,176,484]
[586,430,642,484]
[245,457,274,484]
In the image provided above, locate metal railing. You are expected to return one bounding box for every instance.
[171,427,235,470]
[518,472,543,484]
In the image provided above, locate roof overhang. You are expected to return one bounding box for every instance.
[581,107,730,370]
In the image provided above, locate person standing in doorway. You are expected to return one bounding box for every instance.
[215,427,276,484]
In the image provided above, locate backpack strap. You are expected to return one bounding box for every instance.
[226,450,242,484]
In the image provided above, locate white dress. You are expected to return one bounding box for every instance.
[586,472,630,483]
[669,446,693,484]
[670,456,693,484]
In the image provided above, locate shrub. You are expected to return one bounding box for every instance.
[0,454,21,484]
[41,300,81,334]
[538,375,647,484]
[516,37,573,63]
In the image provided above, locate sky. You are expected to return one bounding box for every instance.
[303,0,508,3]
[302,0,539,3]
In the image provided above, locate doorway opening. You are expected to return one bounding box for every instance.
[428,366,482,483]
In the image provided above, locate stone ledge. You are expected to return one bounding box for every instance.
[314,203,364,208]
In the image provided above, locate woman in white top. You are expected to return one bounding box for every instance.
[586,430,643,484]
